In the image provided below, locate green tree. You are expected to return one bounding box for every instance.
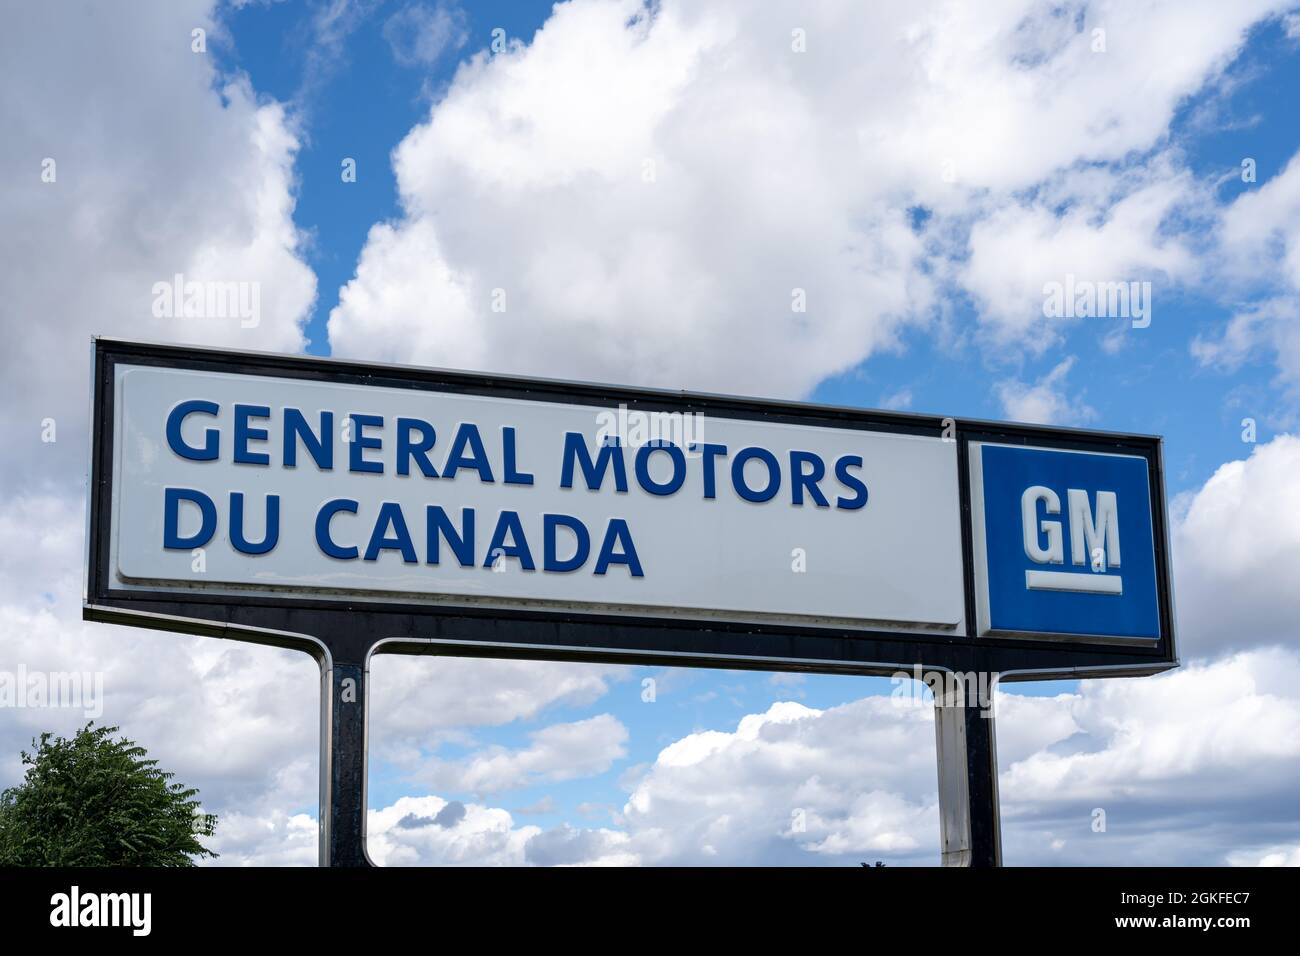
[0,722,217,866]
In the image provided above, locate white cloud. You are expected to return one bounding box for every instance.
[395,713,629,796]
[398,648,1300,866]
[331,0,932,395]
[0,604,324,860]
[1191,150,1300,391]
[207,811,319,867]
[0,0,315,493]
[367,795,539,866]
[1228,843,1300,866]
[1192,298,1300,391]
[329,0,1289,396]
[383,2,468,68]
[523,823,635,866]
[372,798,638,868]
[614,697,940,865]
[995,356,1096,425]
[369,694,939,867]
[1219,148,1300,292]
[961,164,1200,344]
[0,492,322,851]
[1173,434,1300,656]
[1000,652,1300,802]
[368,653,627,748]
[997,649,1300,865]
[354,647,1300,866]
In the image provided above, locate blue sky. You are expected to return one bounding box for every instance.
[5,0,1300,866]
[203,3,1300,860]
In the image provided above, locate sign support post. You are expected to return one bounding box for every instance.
[323,656,371,867]
[934,678,1001,867]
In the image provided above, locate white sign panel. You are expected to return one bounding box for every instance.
[109,364,965,633]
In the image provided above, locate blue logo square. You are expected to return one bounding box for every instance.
[972,443,1161,640]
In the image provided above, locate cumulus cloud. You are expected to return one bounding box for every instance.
[0,595,323,873]
[390,713,629,796]
[330,0,929,395]
[368,695,939,867]
[364,789,633,868]
[368,795,539,866]
[368,653,628,757]
[524,823,634,867]
[961,164,1202,345]
[329,0,1289,396]
[207,810,319,867]
[610,697,941,865]
[998,649,1300,865]
[0,0,315,493]
[363,647,1300,866]
[1218,148,1300,292]
[1173,434,1300,657]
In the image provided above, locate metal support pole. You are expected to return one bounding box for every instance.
[934,675,1002,867]
[319,658,371,867]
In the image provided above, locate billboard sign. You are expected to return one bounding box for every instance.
[108,362,964,633]
[85,339,1177,679]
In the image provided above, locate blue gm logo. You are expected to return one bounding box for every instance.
[970,443,1161,641]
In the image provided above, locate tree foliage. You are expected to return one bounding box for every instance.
[0,723,217,866]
